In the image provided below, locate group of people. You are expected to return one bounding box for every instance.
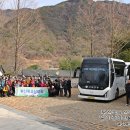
[0,75,72,98]
[49,78,71,97]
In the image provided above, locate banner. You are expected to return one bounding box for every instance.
[15,87,49,97]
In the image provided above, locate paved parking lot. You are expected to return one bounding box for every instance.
[0,88,130,130]
[0,105,71,130]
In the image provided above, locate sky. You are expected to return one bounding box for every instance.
[37,0,67,7]
[122,0,129,3]
[4,0,68,9]
[35,0,130,7]
[3,0,130,9]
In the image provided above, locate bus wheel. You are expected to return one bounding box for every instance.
[115,89,119,99]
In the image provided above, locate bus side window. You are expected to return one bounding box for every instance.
[115,68,120,76]
[111,69,114,87]
[114,62,125,77]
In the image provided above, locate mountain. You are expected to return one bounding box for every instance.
[38,0,130,57]
[1,0,130,72]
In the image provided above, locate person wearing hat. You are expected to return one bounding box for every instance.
[125,79,130,106]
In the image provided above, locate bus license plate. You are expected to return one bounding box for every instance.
[88,96,95,99]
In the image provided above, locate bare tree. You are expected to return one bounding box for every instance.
[77,0,130,58]
[108,0,130,57]
[65,12,75,78]
[0,0,6,37]
[88,0,130,57]
[0,1,10,68]
[78,0,96,57]
[4,0,41,74]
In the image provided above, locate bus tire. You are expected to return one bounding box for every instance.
[115,89,119,99]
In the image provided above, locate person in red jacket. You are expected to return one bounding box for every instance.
[40,80,47,87]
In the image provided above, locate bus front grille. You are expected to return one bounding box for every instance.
[80,93,105,97]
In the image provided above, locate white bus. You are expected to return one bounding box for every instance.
[78,57,126,101]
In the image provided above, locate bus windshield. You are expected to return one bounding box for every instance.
[79,64,109,89]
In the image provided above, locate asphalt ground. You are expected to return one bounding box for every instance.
[0,104,71,130]
[0,88,130,130]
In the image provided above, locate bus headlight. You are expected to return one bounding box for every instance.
[85,86,88,88]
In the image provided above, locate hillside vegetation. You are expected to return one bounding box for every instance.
[0,0,130,72]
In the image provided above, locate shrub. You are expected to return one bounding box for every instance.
[59,57,81,70]
[119,49,130,62]
[27,65,39,70]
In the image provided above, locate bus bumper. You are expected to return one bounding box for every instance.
[78,94,110,101]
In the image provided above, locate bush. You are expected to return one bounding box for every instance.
[59,57,81,70]
[27,65,39,70]
[119,49,130,62]
[71,59,81,70]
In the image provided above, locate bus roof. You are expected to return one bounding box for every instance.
[83,57,109,64]
[83,57,124,63]
[111,58,124,63]
[125,62,130,66]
